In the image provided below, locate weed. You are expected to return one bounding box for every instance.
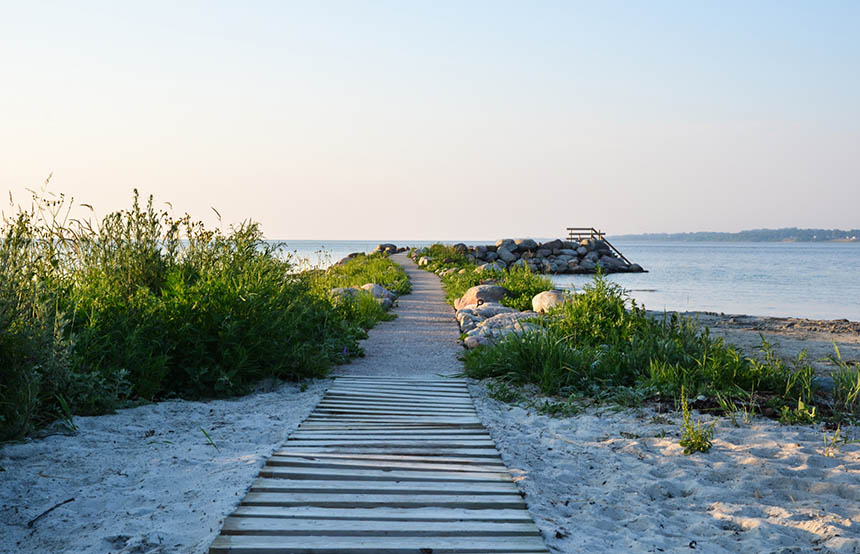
[200,427,219,452]
[830,344,860,416]
[679,387,715,455]
[778,400,817,425]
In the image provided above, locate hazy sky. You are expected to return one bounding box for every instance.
[2,1,858,240]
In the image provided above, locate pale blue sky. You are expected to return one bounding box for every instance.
[2,1,858,239]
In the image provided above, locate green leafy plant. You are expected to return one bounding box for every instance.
[679,387,715,454]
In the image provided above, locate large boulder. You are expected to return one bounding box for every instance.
[454,284,509,311]
[542,239,563,251]
[463,311,540,345]
[452,243,468,253]
[495,238,516,252]
[532,290,569,313]
[417,256,431,267]
[514,238,538,252]
[496,246,518,264]
[373,243,397,254]
[361,283,394,300]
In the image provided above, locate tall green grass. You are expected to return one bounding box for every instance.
[1,189,400,441]
[463,272,833,419]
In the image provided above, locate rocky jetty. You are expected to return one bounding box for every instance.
[415,237,644,275]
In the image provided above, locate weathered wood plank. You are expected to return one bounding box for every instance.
[325,387,471,398]
[270,452,505,466]
[275,447,501,457]
[221,517,538,536]
[250,478,518,495]
[259,466,513,482]
[228,505,535,523]
[241,492,526,509]
[284,440,496,449]
[210,535,549,553]
[316,402,476,411]
[312,408,477,417]
[288,433,491,441]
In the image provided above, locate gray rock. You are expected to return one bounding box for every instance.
[484,251,498,262]
[559,249,578,257]
[495,238,516,251]
[532,289,569,313]
[464,335,489,349]
[628,263,645,273]
[373,243,397,254]
[579,259,597,270]
[496,246,518,263]
[514,238,538,251]
[535,248,551,258]
[576,246,588,256]
[418,256,431,267]
[453,243,468,253]
[361,283,394,300]
[542,239,563,251]
[454,284,509,311]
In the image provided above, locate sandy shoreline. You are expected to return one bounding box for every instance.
[1,309,859,553]
[649,311,860,378]
[0,380,327,554]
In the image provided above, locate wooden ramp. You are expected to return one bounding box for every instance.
[210,377,549,553]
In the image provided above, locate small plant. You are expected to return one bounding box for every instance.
[778,399,818,425]
[487,380,523,403]
[54,395,78,433]
[679,387,715,455]
[830,344,860,416]
[200,427,219,452]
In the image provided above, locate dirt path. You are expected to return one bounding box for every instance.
[331,253,463,378]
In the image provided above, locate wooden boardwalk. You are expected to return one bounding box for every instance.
[209,377,550,553]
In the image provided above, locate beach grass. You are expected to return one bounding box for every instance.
[462,272,847,423]
[0,190,404,441]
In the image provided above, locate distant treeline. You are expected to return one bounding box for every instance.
[614,228,860,243]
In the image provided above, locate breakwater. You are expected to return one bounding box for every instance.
[412,238,645,274]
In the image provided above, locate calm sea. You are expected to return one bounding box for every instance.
[275,240,860,321]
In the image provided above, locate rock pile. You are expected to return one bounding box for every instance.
[329,283,397,310]
[416,238,644,275]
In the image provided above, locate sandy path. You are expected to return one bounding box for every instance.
[331,253,463,378]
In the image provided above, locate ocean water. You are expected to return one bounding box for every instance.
[276,239,860,321]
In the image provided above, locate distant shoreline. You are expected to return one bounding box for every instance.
[612,228,859,243]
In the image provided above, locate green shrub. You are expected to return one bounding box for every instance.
[1,189,395,441]
[463,272,824,421]
[679,387,715,454]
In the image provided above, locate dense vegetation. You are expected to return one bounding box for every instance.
[412,244,553,310]
[463,273,860,424]
[0,190,407,441]
[617,227,860,242]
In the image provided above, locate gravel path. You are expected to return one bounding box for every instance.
[331,253,463,378]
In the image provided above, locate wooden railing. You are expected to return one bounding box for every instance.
[566,227,632,266]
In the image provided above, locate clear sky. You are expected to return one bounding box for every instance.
[2,1,858,240]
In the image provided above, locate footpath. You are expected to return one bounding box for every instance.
[208,254,551,553]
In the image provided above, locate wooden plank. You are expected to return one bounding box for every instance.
[270,452,505,466]
[241,492,526,509]
[250,478,518,495]
[316,401,476,411]
[260,466,512,482]
[284,440,496,449]
[221,517,539,536]
[276,447,501,458]
[304,415,480,423]
[326,387,471,398]
[229,505,535,523]
[313,406,477,417]
[210,535,549,553]
[331,381,468,389]
[324,390,473,400]
[288,434,491,441]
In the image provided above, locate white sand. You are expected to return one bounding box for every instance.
[470,381,860,553]
[0,380,327,554]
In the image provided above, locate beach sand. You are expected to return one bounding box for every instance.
[1,303,858,552]
[0,380,327,554]
[470,381,860,553]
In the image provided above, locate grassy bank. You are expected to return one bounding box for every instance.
[0,190,408,441]
[463,273,860,424]
[412,244,553,310]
